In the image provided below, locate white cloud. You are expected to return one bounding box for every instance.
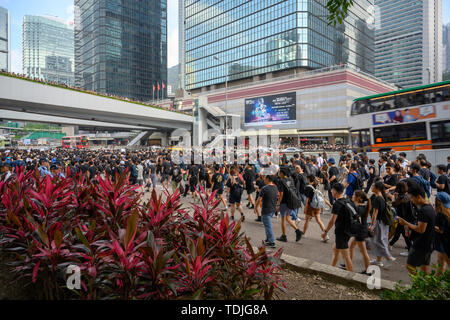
[167,27,179,68]
[167,0,179,68]
[11,49,22,73]
[65,4,75,24]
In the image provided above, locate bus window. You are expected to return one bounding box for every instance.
[374,123,426,144]
[431,120,450,149]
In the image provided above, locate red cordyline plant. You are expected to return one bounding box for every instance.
[0,171,286,300]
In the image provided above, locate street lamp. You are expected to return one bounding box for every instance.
[213,55,229,146]
[426,67,431,84]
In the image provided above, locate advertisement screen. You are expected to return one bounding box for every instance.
[245,92,297,126]
[372,105,436,126]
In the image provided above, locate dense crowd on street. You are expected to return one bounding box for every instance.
[1,146,449,277]
[0,69,179,113]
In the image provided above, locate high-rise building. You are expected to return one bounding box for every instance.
[23,15,74,86]
[74,0,167,102]
[0,6,11,72]
[375,0,442,88]
[444,22,450,73]
[182,0,376,92]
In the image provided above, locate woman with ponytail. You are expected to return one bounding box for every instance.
[368,180,396,267]
[349,190,371,274]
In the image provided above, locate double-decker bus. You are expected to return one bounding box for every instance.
[62,135,89,149]
[349,80,450,151]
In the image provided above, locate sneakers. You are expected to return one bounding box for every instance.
[339,264,346,270]
[230,216,235,221]
[255,216,262,222]
[370,259,384,267]
[321,235,330,243]
[276,235,287,242]
[241,214,245,222]
[295,229,303,242]
[264,241,276,248]
[386,256,396,262]
[399,252,409,257]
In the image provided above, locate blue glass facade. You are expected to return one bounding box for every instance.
[75,0,167,101]
[0,6,10,72]
[184,0,375,91]
[23,16,74,86]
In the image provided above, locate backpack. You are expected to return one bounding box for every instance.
[173,168,182,183]
[350,173,364,191]
[307,185,325,209]
[282,178,302,210]
[430,171,437,189]
[294,173,307,195]
[339,199,365,237]
[231,177,244,197]
[412,175,431,198]
[382,199,396,226]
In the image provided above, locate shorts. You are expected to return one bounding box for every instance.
[228,193,242,204]
[407,247,432,267]
[161,174,168,182]
[279,203,296,219]
[136,179,144,186]
[246,186,255,194]
[213,188,223,195]
[335,233,351,250]
[306,206,320,217]
[188,177,198,191]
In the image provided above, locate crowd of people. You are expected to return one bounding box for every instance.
[1,147,449,277]
[0,69,180,113]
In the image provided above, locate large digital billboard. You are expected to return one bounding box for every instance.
[244,92,297,126]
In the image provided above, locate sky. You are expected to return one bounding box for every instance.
[0,0,448,73]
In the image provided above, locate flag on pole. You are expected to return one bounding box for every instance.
[162,82,165,89]
[153,84,155,92]
[157,83,160,91]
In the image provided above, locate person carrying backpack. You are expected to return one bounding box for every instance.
[322,183,354,272]
[346,164,363,198]
[303,175,332,242]
[275,167,303,243]
[436,164,450,194]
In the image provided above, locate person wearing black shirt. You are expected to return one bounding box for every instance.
[161,158,171,189]
[364,159,377,193]
[383,163,398,200]
[322,183,354,272]
[226,167,245,221]
[185,164,200,202]
[349,190,371,274]
[434,192,450,275]
[170,163,182,192]
[254,174,266,222]
[368,181,395,267]
[398,184,436,275]
[211,165,227,209]
[436,165,450,194]
[243,163,256,209]
[327,158,339,205]
[390,182,414,256]
[275,167,303,243]
[255,175,279,248]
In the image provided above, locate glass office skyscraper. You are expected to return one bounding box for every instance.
[23,15,75,86]
[183,0,375,91]
[0,6,11,72]
[74,0,167,101]
[375,0,442,88]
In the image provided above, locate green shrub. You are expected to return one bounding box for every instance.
[381,268,450,300]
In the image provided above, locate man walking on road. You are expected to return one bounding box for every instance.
[256,175,279,248]
[322,183,354,272]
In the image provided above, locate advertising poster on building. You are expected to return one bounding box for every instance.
[372,105,436,126]
[245,92,297,126]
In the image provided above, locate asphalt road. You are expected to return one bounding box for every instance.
[146,185,440,285]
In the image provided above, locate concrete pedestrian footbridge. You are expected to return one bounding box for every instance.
[0,74,193,131]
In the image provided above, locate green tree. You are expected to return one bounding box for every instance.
[326,0,354,26]
[443,71,450,81]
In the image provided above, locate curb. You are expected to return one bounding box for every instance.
[279,252,398,292]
